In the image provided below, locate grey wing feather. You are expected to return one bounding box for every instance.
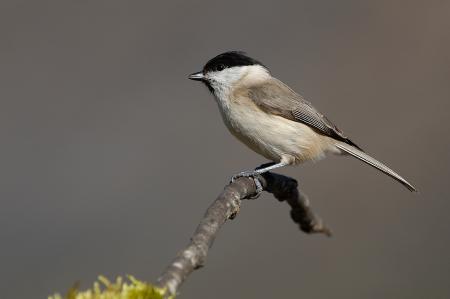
[248,79,363,150]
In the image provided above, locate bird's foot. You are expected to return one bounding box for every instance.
[231,170,263,199]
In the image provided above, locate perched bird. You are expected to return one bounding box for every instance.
[189,51,416,194]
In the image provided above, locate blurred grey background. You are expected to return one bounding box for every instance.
[1,1,449,298]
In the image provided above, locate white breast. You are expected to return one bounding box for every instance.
[216,93,334,164]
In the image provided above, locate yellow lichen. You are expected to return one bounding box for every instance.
[48,275,174,299]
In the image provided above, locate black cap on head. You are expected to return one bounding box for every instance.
[203,51,263,73]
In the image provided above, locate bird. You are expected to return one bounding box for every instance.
[188,51,416,195]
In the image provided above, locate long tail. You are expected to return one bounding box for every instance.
[335,142,417,192]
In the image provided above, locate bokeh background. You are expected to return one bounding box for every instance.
[1,1,449,298]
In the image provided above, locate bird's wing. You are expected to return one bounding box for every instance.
[247,78,363,150]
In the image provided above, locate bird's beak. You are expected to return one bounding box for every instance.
[188,71,204,81]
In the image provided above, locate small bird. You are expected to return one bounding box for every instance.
[189,51,416,194]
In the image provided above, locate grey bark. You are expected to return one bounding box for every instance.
[155,172,331,297]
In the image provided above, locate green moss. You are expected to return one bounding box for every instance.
[48,275,174,299]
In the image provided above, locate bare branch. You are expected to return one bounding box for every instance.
[155,172,330,297]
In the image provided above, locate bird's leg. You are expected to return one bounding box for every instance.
[232,161,287,182]
[254,162,277,171]
[231,162,288,198]
[254,161,287,174]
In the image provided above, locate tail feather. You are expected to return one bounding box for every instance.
[335,142,417,192]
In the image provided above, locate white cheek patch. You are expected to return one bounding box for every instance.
[206,65,270,96]
[207,67,246,87]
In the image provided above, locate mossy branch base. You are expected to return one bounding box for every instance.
[49,171,330,299]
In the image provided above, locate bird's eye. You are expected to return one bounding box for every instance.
[216,64,226,71]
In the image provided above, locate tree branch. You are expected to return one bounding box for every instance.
[155,172,331,297]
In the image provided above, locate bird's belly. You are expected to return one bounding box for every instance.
[220,102,334,164]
